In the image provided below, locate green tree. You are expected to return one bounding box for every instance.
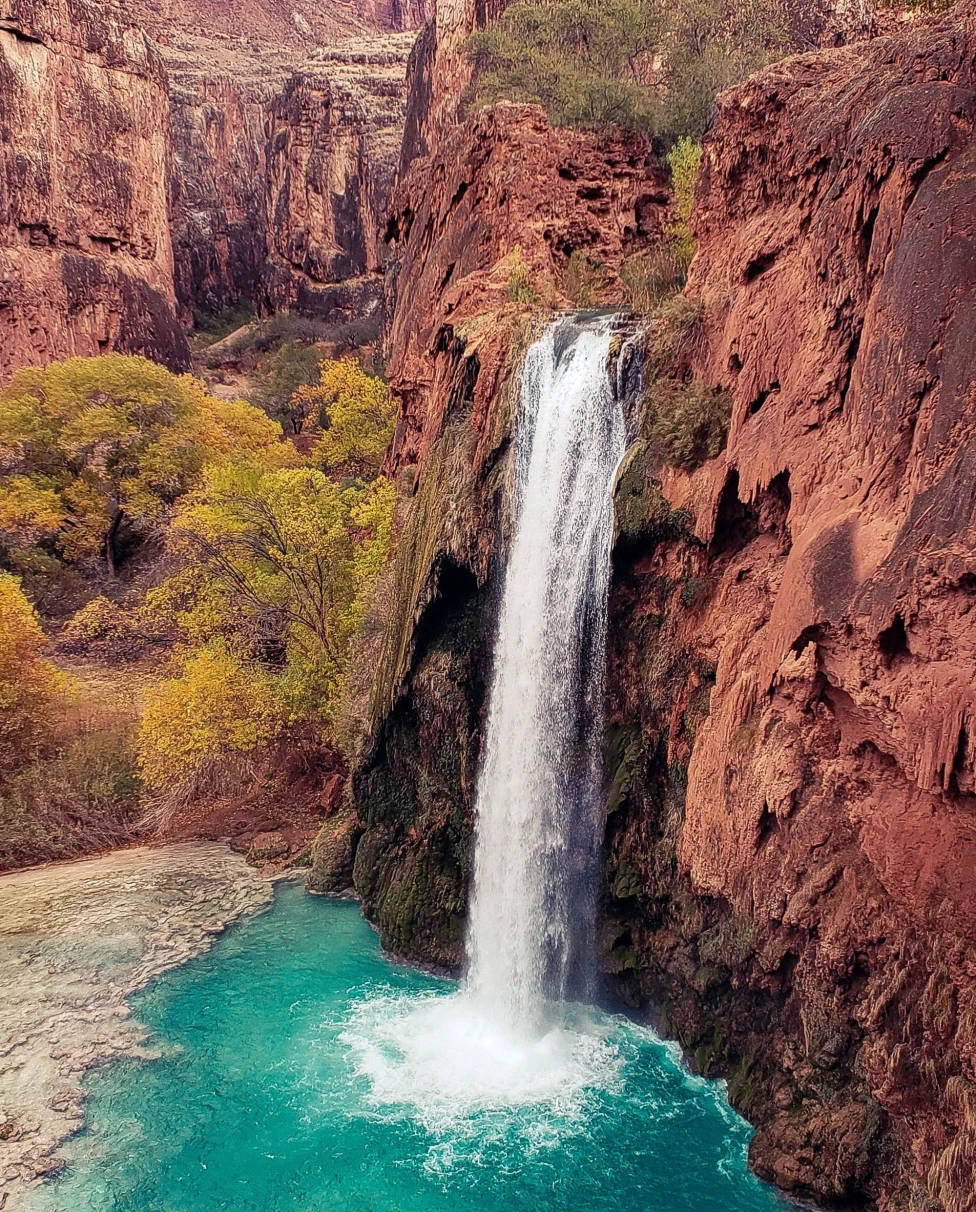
[0,355,290,575]
[469,0,795,138]
[0,573,67,773]
[291,359,397,478]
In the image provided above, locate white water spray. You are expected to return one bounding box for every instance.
[344,316,626,1119]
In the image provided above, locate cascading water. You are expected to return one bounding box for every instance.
[343,315,628,1123]
[466,316,625,1024]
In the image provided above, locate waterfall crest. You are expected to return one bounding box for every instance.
[344,316,626,1119]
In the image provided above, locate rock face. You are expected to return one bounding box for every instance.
[0,0,190,379]
[0,0,421,381]
[336,0,976,1208]
[165,36,417,323]
[601,7,976,1211]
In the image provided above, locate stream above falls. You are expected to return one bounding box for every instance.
[25,883,789,1212]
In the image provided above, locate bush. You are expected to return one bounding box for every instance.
[469,0,797,140]
[0,725,142,870]
[564,251,607,307]
[58,596,167,663]
[0,573,67,772]
[506,247,539,306]
[621,246,689,313]
[647,293,705,369]
[137,647,286,814]
[192,304,256,343]
[621,137,702,314]
[644,377,731,471]
[248,342,323,432]
[295,360,396,477]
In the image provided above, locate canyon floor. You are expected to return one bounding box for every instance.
[0,844,274,1210]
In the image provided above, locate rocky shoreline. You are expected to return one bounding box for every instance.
[0,843,274,1209]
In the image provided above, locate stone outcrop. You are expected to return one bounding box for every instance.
[0,0,190,379]
[601,6,976,1210]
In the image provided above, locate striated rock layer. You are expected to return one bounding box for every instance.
[0,0,190,379]
[602,6,976,1210]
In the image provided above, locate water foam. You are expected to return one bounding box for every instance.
[341,991,622,1132]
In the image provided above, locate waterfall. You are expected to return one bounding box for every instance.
[465,317,625,1026]
[344,316,626,1121]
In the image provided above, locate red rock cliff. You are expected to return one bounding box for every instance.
[601,6,976,1210]
[0,0,189,379]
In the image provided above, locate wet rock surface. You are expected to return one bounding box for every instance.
[0,844,272,1209]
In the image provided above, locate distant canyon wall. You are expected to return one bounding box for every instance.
[0,0,423,382]
[0,0,189,379]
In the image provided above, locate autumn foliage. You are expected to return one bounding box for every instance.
[0,573,66,771]
[0,351,398,841]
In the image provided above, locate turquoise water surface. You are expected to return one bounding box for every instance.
[31,883,788,1212]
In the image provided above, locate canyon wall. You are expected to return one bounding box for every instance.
[329,0,976,1209]
[601,8,976,1210]
[0,0,422,382]
[0,0,189,379]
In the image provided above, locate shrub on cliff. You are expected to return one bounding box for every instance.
[469,0,796,138]
[644,377,731,471]
[0,355,289,580]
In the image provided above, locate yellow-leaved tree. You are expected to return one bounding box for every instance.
[290,359,396,477]
[0,355,291,575]
[0,573,67,772]
[137,464,396,801]
[137,647,286,813]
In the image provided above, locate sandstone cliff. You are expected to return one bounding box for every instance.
[600,8,976,1208]
[0,0,189,378]
[0,0,421,381]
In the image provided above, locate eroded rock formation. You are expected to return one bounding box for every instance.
[604,7,976,1210]
[0,0,190,378]
[0,0,421,381]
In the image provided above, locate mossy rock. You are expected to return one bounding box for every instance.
[307,810,359,895]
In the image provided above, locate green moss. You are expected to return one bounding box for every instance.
[698,916,756,969]
[613,441,696,542]
[727,1055,762,1115]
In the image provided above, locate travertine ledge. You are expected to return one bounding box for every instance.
[0,843,273,1209]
